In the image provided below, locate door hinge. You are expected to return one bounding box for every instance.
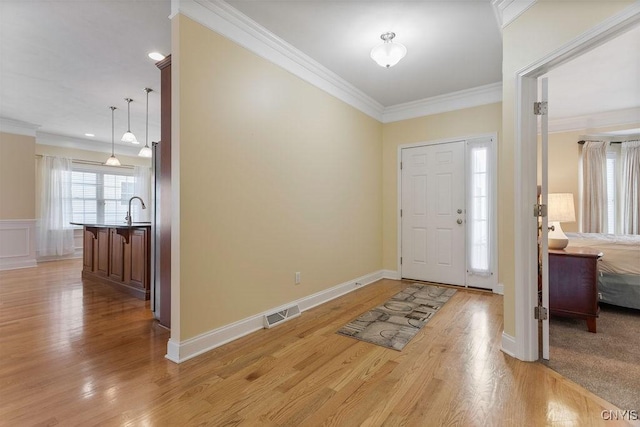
[534,306,548,320]
[534,203,547,218]
[400,209,403,218]
[400,161,403,170]
[534,101,548,115]
[400,257,403,265]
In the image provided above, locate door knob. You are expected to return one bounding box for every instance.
[457,219,463,225]
[457,209,463,214]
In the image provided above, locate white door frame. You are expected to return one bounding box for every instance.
[397,132,498,287]
[513,4,640,362]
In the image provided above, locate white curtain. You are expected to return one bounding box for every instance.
[621,140,640,234]
[38,156,75,257]
[133,166,152,222]
[581,140,608,233]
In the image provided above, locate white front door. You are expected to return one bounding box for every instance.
[401,141,466,285]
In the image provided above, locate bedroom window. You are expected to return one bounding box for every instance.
[605,150,618,234]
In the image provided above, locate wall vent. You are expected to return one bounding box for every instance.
[263,305,301,329]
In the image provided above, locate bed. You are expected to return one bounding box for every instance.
[565,233,640,310]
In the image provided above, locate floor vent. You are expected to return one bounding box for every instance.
[263,305,301,329]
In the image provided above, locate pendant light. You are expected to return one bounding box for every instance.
[121,98,139,143]
[370,32,407,68]
[138,88,153,158]
[105,106,121,166]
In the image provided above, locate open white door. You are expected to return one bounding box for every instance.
[539,77,550,360]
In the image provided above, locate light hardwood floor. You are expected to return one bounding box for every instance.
[0,259,634,426]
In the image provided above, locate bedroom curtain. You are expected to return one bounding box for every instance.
[580,140,608,233]
[621,140,640,234]
[37,156,75,257]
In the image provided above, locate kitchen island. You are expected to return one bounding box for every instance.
[72,222,151,300]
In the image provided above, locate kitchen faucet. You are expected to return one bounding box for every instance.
[125,196,146,226]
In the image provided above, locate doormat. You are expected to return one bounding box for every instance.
[337,283,456,351]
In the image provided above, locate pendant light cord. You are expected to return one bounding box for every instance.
[143,88,152,148]
[111,106,116,155]
[127,99,131,131]
[145,90,149,146]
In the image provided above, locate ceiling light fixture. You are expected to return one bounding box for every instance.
[148,52,165,61]
[138,88,153,158]
[105,106,121,166]
[121,98,138,144]
[370,32,407,68]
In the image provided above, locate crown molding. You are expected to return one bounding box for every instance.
[492,0,537,29]
[0,117,40,137]
[382,82,503,124]
[175,1,504,125]
[548,107,640,134]
[36,131,141,157]
[178,0,384,121]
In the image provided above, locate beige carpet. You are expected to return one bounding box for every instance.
[545,304,640,411]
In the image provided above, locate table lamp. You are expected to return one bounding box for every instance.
[548,193,576,249]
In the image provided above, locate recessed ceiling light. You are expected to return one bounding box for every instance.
[148,52,165,61]
[85,133,95,137]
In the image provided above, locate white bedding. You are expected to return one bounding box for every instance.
[566,233,640,275]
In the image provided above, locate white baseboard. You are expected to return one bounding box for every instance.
[382,270,400,280]
[0,220,37,271]
[501,332,517,358]
[166,269,385,363]
[493,282,504,295]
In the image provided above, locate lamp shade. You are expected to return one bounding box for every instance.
[370,32,407,68]
[105,155,121,166]
[121,98,139,144]
[548,193,576,223]
[121,131,138,144]
[138,145,152,158]
[547,193,575,249]
[105,106,121,166]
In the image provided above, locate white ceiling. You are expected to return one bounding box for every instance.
[226,0,503,107]
[0,0,171,154]
[545,24,640,121]
[0,0,638,154]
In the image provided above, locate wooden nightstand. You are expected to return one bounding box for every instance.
[548,247,603,333]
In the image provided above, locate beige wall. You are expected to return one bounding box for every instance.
[381,103,502,270]
[176,15,383,340]
[540,123,640,233]
[501,1,633,336]
[0,132,35,220]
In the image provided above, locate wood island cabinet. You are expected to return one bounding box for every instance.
[80,225,151,300]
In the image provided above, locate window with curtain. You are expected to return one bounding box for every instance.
[71,164,135,224]
[581,140,639,235]
[580,140,608,233]
[70,163,152,224]
[606,150,617,234]
[38,156,75,257]
[621,140,640,234]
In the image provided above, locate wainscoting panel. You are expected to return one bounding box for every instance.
[0,220,37,270]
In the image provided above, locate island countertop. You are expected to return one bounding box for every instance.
[71,222,151,228]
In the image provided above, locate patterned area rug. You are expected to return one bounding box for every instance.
[337,283,456,351]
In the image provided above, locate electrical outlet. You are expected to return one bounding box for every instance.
[295,272,301,285]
